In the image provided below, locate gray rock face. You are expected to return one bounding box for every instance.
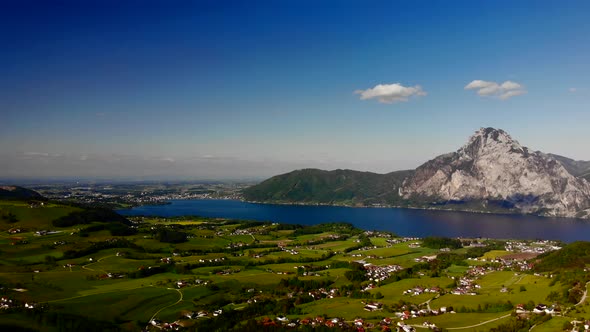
[401,127,590,218]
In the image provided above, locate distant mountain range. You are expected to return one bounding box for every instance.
[243,128,590,219]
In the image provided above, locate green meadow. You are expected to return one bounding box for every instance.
[0,200,587,332]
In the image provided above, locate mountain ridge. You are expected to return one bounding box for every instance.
[242,168,412,206]
[401,128,590,218]
[243,128,590,219]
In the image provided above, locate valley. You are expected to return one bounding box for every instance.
[2,197,590,331]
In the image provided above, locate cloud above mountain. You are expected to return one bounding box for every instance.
[355,83,426,104]
[465,80,527,100]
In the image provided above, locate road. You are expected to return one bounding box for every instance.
[148,288,184,323]
[446,314,512,330]
[576,281,590,306]
[410,313,511,330]
[81,255,114,274]
[419,294,439,311]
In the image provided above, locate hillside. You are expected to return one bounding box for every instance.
[549,154,590,178]
[401,128,590,218]
[242,168,413,206]
[534,241,590,271]
[0,186,44,201]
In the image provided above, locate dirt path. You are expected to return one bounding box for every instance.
[419,294,439,311]
[411,313,511,330]
[148,288,183,323]
[576,281,590,306]
[81,255,114,274]
[445,314,511,330]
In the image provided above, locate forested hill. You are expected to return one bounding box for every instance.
[0,185,44,201]
[241,168,413,206]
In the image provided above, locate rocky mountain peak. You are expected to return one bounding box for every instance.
[459,127,527,159]
[401,128,590,218]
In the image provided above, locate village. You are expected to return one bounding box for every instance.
[1,204,587,332]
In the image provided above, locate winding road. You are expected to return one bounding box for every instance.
[410,313,511,330]
[575,281,590,306]
[148,288,184,323]
[81,255,114,274]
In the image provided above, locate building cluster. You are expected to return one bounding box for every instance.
[504,240,561,253]
[1,297,37,311]
[260,315,407,332]
[215,268,239,276]
[395,306,449,321]
[363,301,383,311]
[402,286,441,296]
[364,264,404,282]
[149,319,185,330]
[197,257,226,263]
[281,247,300,255]
[175,279,207,288]
[467,257,534,271]
[363,231,393,238]
[386,237,421,245]
[514,303,561,316]
[450,277,480,296]
[34,230,61,236]
[225,242,247,249]
[40,183,247,207]
[306,287,339,300]
[413,255,437,263]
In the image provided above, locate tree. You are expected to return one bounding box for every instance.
[2,212,18,223]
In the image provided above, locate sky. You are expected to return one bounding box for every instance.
[1,0,589,181]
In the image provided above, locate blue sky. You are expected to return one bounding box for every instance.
[1,1,589,180]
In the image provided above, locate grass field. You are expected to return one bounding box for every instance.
[0,201,583,332]
[0,201,80,231]
[431,272,558,311]
[406,311,512,331]
[55,286,179,322]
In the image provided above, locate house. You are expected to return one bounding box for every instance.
[354,318,364,326]
[364,302,383,311]
[185,312,198,319]
[533,304,547,314]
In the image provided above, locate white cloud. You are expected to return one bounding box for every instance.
[569,87,578,93]
[23,152,49,157]
[355,83,426,104]
[465,80,527,100]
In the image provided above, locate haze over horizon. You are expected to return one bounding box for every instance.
[1,1,589,181]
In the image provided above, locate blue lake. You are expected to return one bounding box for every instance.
[118,199,590,243]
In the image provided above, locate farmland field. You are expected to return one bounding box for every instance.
[0,200,588,332]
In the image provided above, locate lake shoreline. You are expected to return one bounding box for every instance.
[118,199,590,242]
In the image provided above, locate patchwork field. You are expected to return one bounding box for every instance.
[0,200,587,332]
